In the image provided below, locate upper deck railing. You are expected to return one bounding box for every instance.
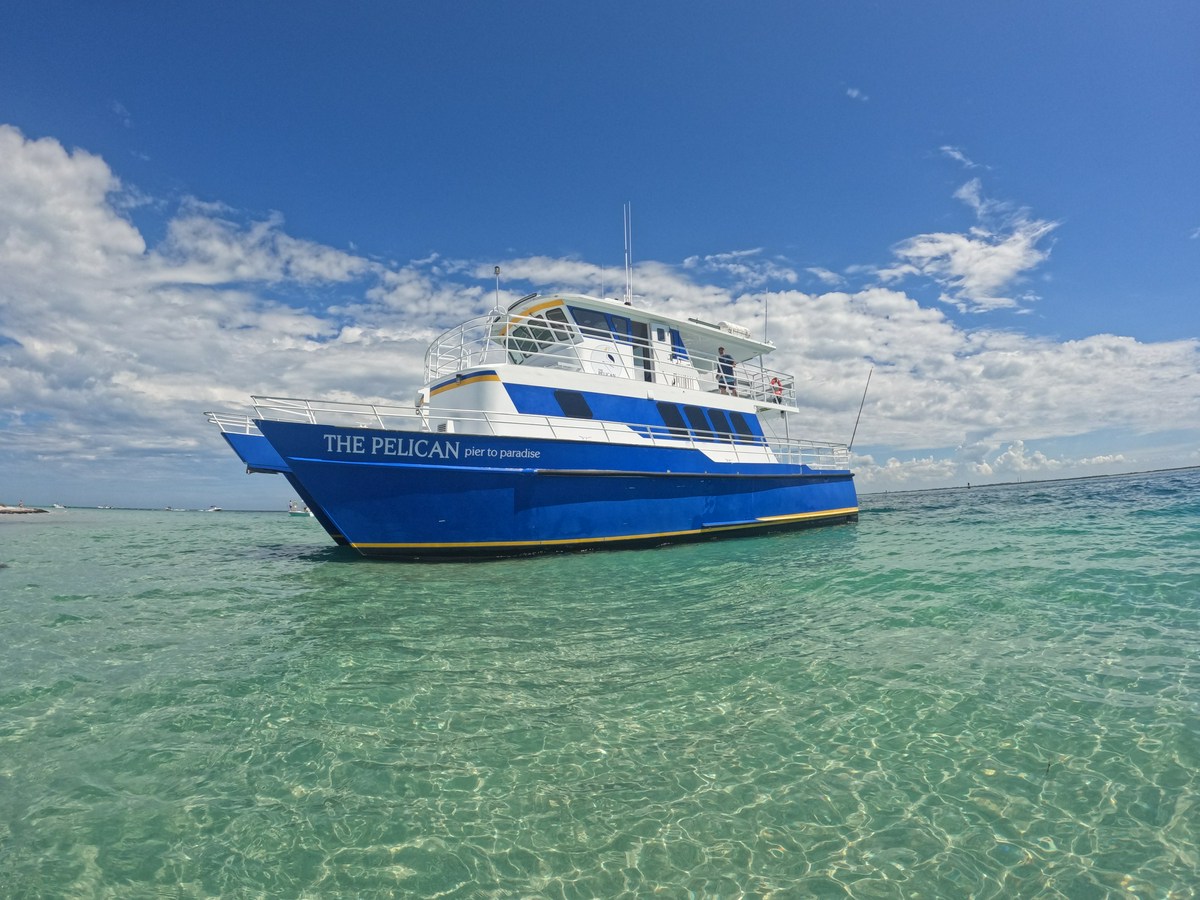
[250,395,852,471]
[424,312,798,407]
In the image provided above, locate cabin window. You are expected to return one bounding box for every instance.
[529,320,555,348]
[543,307,574,341]
[569,307,610,340]
[554,390,593,419]
[507,315,563,362]
[669,328,689,360]
[607,314,633,344]
[682,405,715,439]
[508,324,537,359]
[510,327,540,358]
[729,411,757,442]
[656,402,689,437]
[707,408,734,442]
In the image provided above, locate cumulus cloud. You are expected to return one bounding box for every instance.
[0,126,400,468]
[153,205,376,287]
[0,125,146,286]
[1,125,1197,504]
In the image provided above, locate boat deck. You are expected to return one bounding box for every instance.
[250,395,852,471]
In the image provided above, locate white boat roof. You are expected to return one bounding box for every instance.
[507,292,775,363]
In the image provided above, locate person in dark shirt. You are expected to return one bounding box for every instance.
[717,347,737,396]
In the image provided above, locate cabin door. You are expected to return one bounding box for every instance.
[650,322,680,387]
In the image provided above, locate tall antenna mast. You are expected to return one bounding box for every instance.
[493,265,501,312]
[623,202,633,305]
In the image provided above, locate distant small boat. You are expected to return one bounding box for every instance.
[204,410,342,542]
[206,506,222,512]
[287,501,313,518]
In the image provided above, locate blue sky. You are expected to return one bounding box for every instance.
[1,2,1198,508]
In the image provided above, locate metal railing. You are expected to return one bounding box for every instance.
[204,411,261,435]
[423,313,798,407]
[250,395,851,470]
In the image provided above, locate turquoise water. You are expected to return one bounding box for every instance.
[2,470,1198,898]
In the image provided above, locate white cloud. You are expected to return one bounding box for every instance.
[0,126,397,476]
[1,125,1197,505]
[110,100,132,128]
[153,205,376,286]
[682,249,798,289]
[806,267,844,287]
[940,145,982,169]
[878,178,1058,312]
[0,125,146,286]
[846,87,868,102]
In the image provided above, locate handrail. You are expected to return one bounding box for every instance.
[250,395,851,470]
[423,313,798,407]
[204,411,261,435]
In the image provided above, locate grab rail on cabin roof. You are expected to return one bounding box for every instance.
[423,313,799,407]
[249,396,851,470]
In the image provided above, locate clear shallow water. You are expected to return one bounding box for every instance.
[2,470,1198,898]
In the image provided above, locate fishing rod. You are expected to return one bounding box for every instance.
[848,366,873,451]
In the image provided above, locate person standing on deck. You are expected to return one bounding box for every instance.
[717,347,737,396]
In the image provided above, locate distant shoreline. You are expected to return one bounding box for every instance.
[861,464,1200,497]
[8,465,1198,511]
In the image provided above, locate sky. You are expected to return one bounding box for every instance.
[1,1,1198,509]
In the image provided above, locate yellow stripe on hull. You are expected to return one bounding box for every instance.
[352,506,859,552]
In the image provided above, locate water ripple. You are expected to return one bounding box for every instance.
[1,473,1198,896]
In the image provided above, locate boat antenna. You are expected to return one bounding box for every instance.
[848,366,874,451]
[623,202,633,305]
[482,265,503,357]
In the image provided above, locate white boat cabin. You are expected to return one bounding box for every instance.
[425,293,797,409]
[248,293,851,471]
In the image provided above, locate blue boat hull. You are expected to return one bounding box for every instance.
[256,420,857,558]
[218,431,347,545]
[220,431,289,474]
